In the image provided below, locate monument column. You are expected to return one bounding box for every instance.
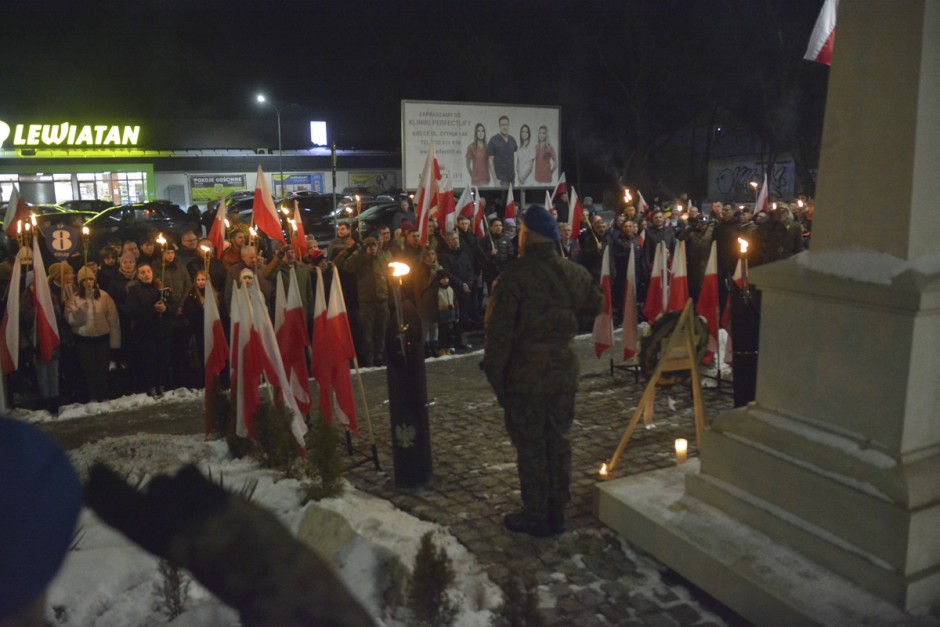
[686,0,940,609]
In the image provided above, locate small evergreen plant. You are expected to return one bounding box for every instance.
[304,412,346,501]
[489,576,544,627]
[407,531,457,626]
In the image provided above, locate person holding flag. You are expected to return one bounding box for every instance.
[482,205,601,538]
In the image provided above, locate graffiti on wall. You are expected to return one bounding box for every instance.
[710,161,794,201]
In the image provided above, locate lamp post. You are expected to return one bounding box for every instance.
[256,94,285,197]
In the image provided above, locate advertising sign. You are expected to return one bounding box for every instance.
[347,171,400,195]
[402,100,561,191]
[41,222,79,260]
[189,175,247,202]
[274,173,325,196]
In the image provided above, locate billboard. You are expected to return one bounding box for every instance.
[189,175,247,202]
[402,100,561,191]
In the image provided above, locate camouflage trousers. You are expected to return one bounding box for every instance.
[358,300,389,367]
[503,394,575,520]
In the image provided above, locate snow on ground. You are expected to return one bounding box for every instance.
[12,387,203,423]
[49,433,501,626]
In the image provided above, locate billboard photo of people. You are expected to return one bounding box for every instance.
[402,100,561,191]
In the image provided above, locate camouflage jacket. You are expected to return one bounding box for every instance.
[482,243,602,404]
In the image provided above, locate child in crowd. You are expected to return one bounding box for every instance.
[436,274,457,356]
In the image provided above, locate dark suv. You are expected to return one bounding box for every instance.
[84,200,192,247]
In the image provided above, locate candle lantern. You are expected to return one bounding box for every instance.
[675,439,688,465]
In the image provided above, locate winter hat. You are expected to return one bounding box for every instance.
[504,218,516,228]
[77,266,96,283]
[239,268,254,283]
[400,221,415,233]
[0,417,82,621]
[309,249,325,262]
[522,205,560,243]
[47,262,64,283]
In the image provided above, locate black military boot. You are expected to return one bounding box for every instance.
[503,512,552,538]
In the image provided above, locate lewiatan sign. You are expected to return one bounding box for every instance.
[0,120,141,148]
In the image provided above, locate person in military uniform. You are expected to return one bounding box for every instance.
[482,205,602,537]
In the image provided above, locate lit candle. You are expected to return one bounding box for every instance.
[738,237,750,294]
[598,462,609,480]
[675,439,688,465]
[624,190,632,204]
[200,244,211,273]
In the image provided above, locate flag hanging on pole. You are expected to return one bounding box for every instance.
[568,186,584,237]
[414,142,440,248]
[471,187,485,238]
[695,241,720,364]
[643,241,668,323]
[3,186,30,239]
[666,240,689,313]
[312,266,359,434]
[203,279,229,429]
[637,190,650,216]
[550,172,567,201]
[622,245,639,361]
[208,196,226,260]
[592,246,613,358]
[32,235,60,363]
[251,165,286,243]
[292,200,308,260]
[504,184,516,222]
[453,185,472,233]
[0,249,23,374]
[275,268,312,417]
[804,0,838,66]
[755,173,769,213]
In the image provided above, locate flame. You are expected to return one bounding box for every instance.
[200,245,210,253]
[749,181,758,189]
[156,233,166,245]
[82,226,90,235]
[599,462,608,477]
[388,261,410,277]
[30,213,37,226]
[624,190,632,203]
[738,238,749,254]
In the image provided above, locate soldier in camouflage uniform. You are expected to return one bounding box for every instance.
[482,205,602,537]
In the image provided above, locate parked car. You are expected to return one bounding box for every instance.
[348,201,404,237]
[60,199,114,214]
[84,200,190,248]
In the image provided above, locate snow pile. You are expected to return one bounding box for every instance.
[13,388,203,424]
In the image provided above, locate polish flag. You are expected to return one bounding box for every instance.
[203,279,229,429]
[804,0,838,66]
[453,185,472,233]
[622,244,639,361]
[666,240,689,313]
[248,277,307,452]
[722,259,744,366]
[637,190,650,216]
[32,235,60,363]
[550,172,567,201]
[232,285,257,439]
[312,266,359,434]
[275,268,312,417]
[0,249,23,374]
[414,143,441,247]
[251,165,286,243]
[229,280,243,410]
[569,186,584,237]
[207,196,226,260]
[3,186,30,238]
[755,173,769,214]
[643,241,668,323]
[291,200,309,260]
[436,170,456,235]
[592,246,613,358]
[695,242,720,363]
[504,184,517,222]
[471,187,485,239]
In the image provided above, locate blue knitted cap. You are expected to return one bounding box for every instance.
[0,417,82,621]
[523,205,560,242]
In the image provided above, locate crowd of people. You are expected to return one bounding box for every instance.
[0,189,812,414]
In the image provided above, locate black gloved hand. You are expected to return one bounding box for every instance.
[85,464,228,559]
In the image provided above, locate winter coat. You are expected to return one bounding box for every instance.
[339,249,390,304]
[65,289,121,348]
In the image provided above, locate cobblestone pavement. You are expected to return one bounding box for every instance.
[344,331,747,626]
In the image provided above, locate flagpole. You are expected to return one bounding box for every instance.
[349,357,376,447]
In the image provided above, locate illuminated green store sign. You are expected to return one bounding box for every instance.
[0,120,141,148]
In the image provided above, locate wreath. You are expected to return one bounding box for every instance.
[638,310,709,386]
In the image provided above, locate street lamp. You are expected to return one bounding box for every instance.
[256,93,284,197]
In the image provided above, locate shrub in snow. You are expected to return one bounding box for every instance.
[304,412,345,502]
[489,576,544,626]
[407,531,457,626]
[153,559,190,620]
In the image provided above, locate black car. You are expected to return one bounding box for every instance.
[279,194,337,242]
[348,201,404,237]
[60,199,114,214]
[84,201,192,248]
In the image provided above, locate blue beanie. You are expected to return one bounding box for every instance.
[0,417,82,621]
[523,205,560,242]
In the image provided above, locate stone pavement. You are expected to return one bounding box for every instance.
[344,331,748,626]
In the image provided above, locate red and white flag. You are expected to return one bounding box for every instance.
[666,240,689,313]
[643,241,668,323]
[311,266,359,434]
[292,201,309,260]
[592,246,613,358]
[203,279,229,430]
[569,186,584,237]
[695,241,720,363]
[414,143,441,247]
[453,184,472,233]
[0,249,23,374]
[248,277,307,452]
[504,184,516,222]
[436,170,456,236]
[637,190,650,216]
[32,235,60,363]
[232,284,260,439]
[275,268,312,417]
[251,165,286,243]
[622,245,639,361]
[550,172,567,201]
[3,186,30,239]
[208,196,226,260]
[804,0,838,66]
[470,187,485,239]
[755,173,769,214]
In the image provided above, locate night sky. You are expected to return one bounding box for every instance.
[3,0,828,195]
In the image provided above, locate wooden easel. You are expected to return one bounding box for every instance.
[607,299,707,472]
